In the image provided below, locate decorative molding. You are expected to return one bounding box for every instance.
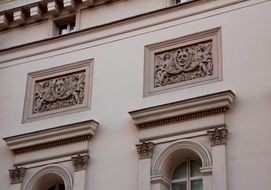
[33,71,86,114]
[136,141,154,159]
[150,175,171,187]
[151,139,212,176]
[9,167,26,184]
[144,27,222,96]
[71,154,89,171]
[200,166,212,176]
[129,90,234,129]
[13,9,26,23]
[23,164,73,190]
[207,127,228,146]
[0,0,122,30]
[22,59,93,123]
[0,14,9,28]
[30,5,42,20]
[3,120,99,154]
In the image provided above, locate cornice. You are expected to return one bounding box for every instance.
[0,0,251,56]
[3,120,99,154]
[0,0,122,30]
[129,90,235,129]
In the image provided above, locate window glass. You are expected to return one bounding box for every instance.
[58,22,75,35]
[172,182,187,190]
[190,160,201,177]
[59,24,68,35]
[191,179,203,190]
[172,161,187,179]
[176,0,193,4]
[171,159,202,190]
[70,22,75,32]
[48,183,65,190]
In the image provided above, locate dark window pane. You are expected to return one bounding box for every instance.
[48,185,56,190]
[59,183,65,190]
[172,182,187,190]
[190,160,202,177]
[59,24,68,35]
[172,161,187,180]
[191,179,203,190]
[70,22,75,32]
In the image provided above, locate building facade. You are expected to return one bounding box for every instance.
[0,0,271,190]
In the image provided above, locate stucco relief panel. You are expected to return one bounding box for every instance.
[23,59,93,122]
[144,28,222,96]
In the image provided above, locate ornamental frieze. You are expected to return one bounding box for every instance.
[154,41,213,88]
[23,60,93,122]
[33,71,85,113]
[144,28,221,96]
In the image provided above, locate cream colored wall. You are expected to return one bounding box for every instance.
[0,21,49,49]
[0,0,271,190]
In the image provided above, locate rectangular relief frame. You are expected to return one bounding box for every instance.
[22,59,94,123]
[144,27,222,96]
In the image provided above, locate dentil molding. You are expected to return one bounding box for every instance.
[3,120,98,166]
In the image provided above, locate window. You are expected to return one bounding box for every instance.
[176,0,193,4]
[171,159,203,190]
[58,21,75,35]
[48,183,65,190]
[51,15,76,36]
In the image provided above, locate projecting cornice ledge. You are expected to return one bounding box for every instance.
[129,90,235,129]
[3,120,99,154]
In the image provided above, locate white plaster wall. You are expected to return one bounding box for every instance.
[0,0,271,190]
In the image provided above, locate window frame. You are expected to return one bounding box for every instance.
[171,159,203,190]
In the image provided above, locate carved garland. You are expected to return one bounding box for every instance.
[154,40,213,88]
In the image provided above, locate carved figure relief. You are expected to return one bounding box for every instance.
[33,71,85,113]
[154,40,213,88]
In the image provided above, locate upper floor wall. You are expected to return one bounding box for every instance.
[0,0,241,50]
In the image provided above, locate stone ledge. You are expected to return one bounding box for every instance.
[129,90,235,129]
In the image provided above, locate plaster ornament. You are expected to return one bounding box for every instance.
[136,141,154,159]
[9,167,26,184]
[154,41,213,87]
[207,127,228,146]
[33,72,85,113]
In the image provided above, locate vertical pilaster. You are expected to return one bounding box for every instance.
[9,167,26,190]
[136,141,154,190]
[208,127,228,190]
[71,154,89,190]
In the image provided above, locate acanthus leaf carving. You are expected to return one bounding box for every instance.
[207,127,228,146]
[9,167,26,184]
[154,40,213,88]
[71,154,89,171]
[136,141,154,159]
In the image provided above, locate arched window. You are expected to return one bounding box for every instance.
[171,159,203,190]
[48,183,65,190]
